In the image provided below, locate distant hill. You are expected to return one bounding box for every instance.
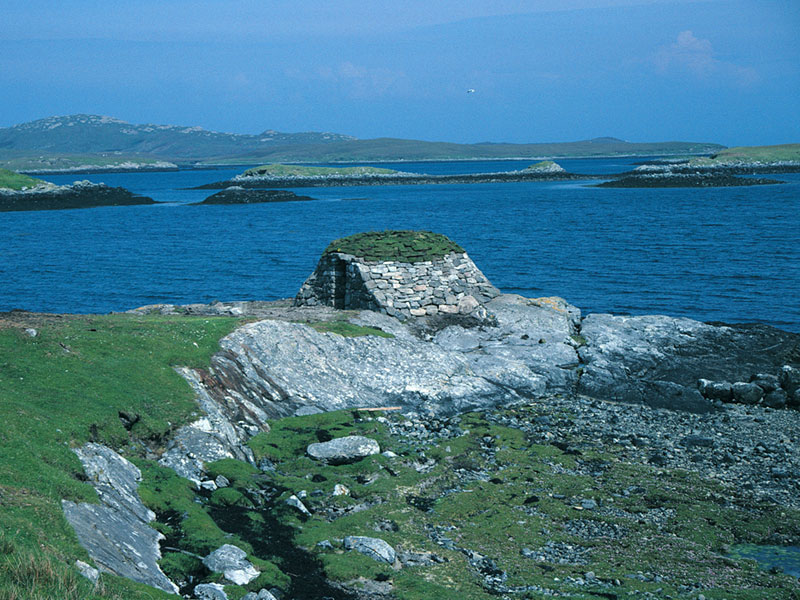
[0,114,725,170]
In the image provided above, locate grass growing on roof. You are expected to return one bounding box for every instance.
[323,230,464,262]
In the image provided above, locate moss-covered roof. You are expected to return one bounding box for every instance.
[323,230,464,263]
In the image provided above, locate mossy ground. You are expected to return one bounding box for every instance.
[241,164,399,178]
[150,406,799,599]
[0,313,239,599]
[0,168,47,191]
[323,230,464,263]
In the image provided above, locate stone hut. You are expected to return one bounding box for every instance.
[294,231,500,319]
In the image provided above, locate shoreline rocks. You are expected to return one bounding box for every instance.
[596,173,784,188]
[0,180,155,212]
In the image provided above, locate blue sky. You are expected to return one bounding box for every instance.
[1,0,798,145]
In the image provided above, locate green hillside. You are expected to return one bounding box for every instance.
[0,115,726,170]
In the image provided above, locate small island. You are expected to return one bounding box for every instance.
[595,144,799,187]
[0,168,156,211]
[194,187,315,205]
[194,161,587,189]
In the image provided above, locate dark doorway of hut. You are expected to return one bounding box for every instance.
[333,257,347,309]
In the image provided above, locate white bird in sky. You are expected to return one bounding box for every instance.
[467,88,476,94]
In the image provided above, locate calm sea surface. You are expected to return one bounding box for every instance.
[2,157,799,331]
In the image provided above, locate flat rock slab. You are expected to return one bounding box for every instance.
[344,536,397,564]
[61,443,178,594]
[307,436,380,464]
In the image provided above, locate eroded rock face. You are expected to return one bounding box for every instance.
[61,443,178,594]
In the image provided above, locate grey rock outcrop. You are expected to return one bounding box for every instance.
[307,436,380,464]
[344,536,397,564]
[202,544,260,585]
[61,443,178,594]
[577,315,799,413]
[159,367,257,483]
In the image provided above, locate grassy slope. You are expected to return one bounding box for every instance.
[0,168,47,191]
[241,164,399,177]
[0,314,239,599]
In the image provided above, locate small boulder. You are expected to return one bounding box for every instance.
[75,560,99,585]
[697,379,733,402]
[344,536,396,564]
[732,382,763,405]
[202,544,260,585]
[307,436,380,464]
[780,365,800,395]
[763,389,788,409]
[333,483,350,496]
[750,373,780,393]
[194,583,228,600]
[286,494,312,516]
[457,295,480,315]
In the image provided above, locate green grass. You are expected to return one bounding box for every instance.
[323,230,464,262]
[0,168,48,191]
[240,163,400,178]
[305,320,394,338]
[0,313,239,598]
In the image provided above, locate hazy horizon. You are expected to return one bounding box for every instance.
[3,0,799,147]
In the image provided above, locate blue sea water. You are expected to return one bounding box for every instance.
[2,157,799,331]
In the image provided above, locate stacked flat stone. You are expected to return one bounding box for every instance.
[295,251,500,319]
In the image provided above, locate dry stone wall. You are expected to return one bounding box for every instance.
[295,251,500,319]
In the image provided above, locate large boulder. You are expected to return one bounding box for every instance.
[307,436,380,464]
